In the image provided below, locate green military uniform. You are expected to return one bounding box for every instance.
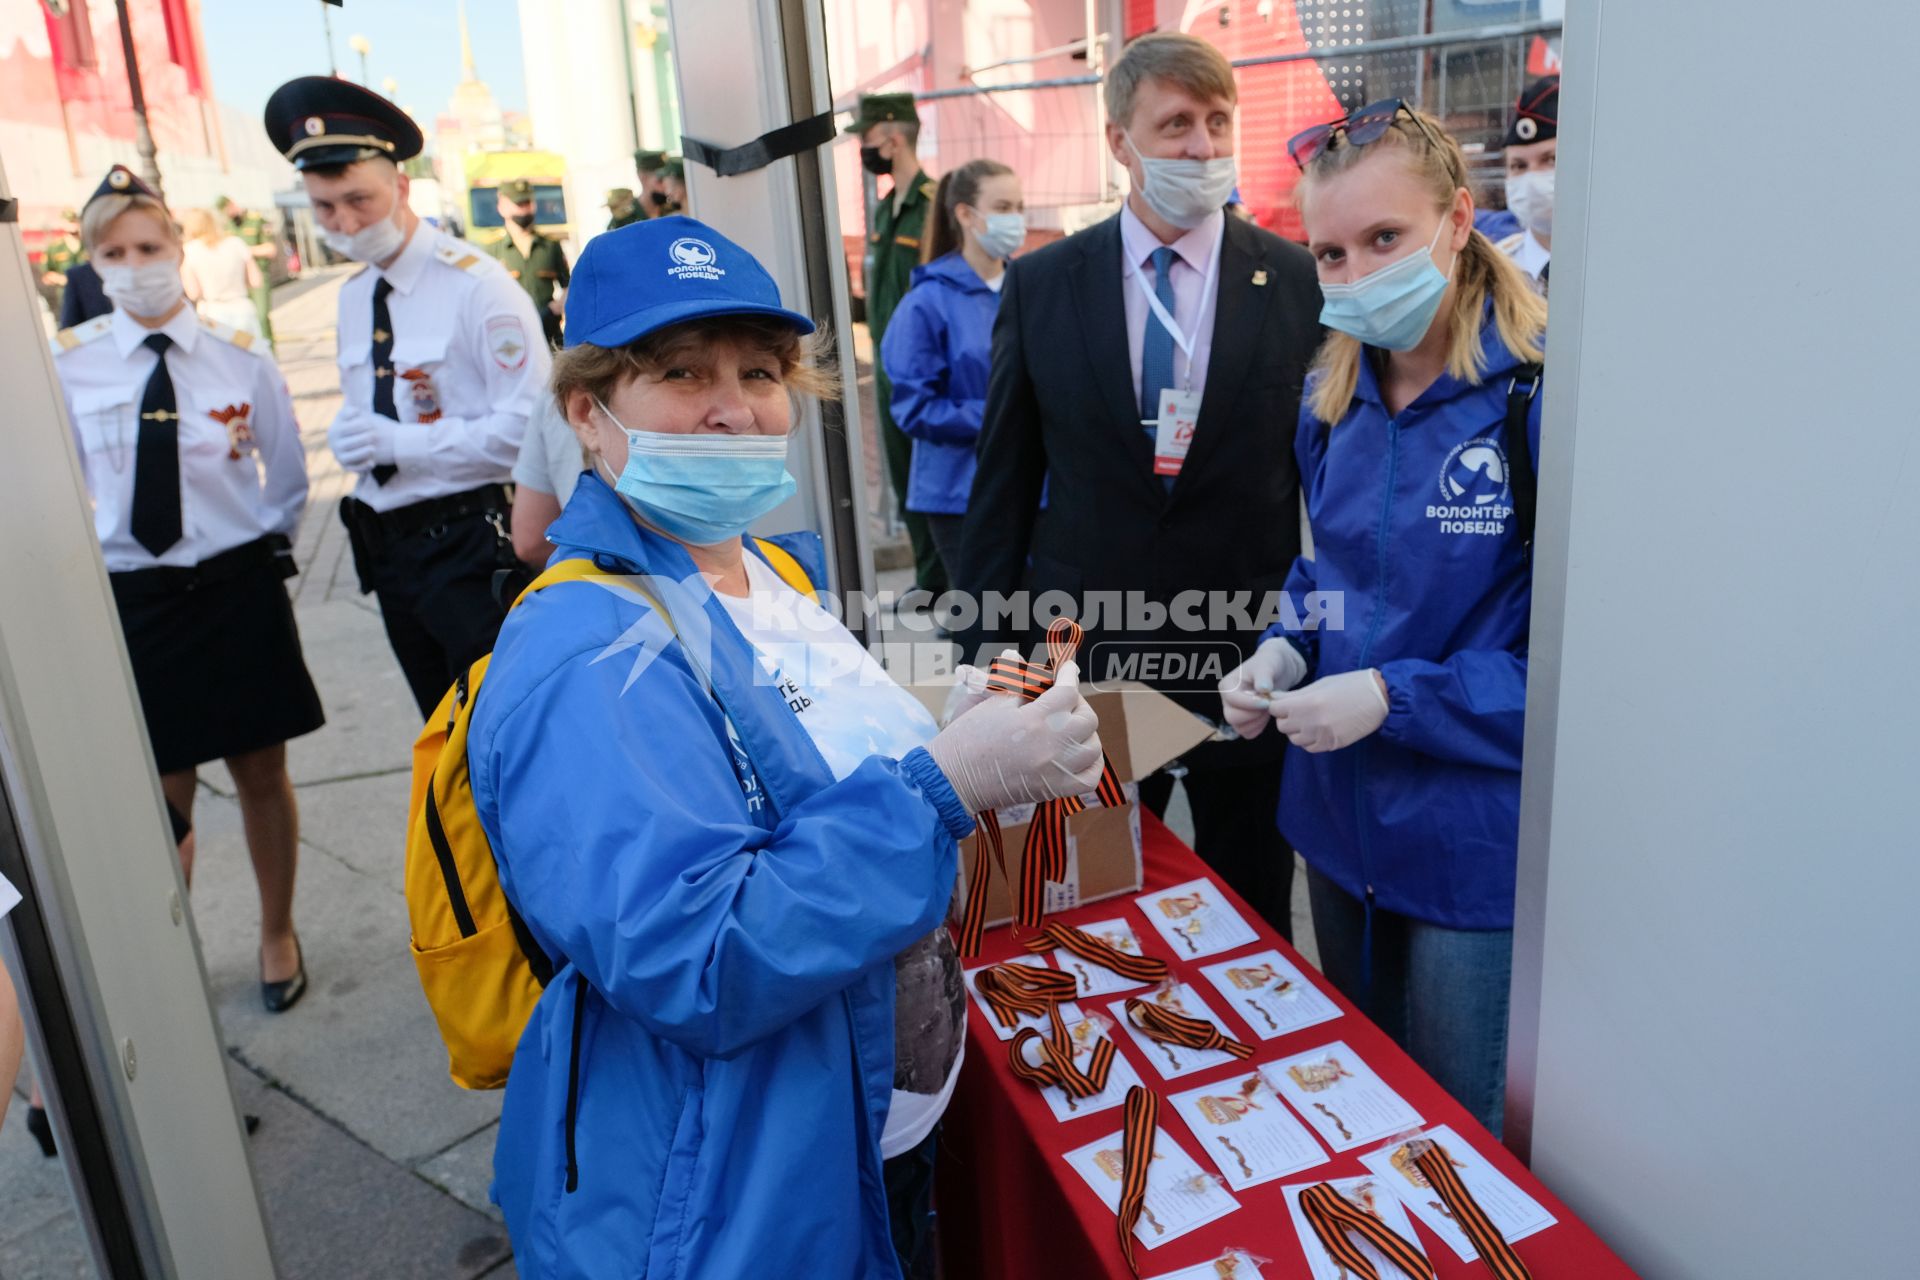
[847,92,944,595]
[634,149,669,219]
[490,179,571,349]
[655,156,687,217]
[223,203,278,348]
[606,187,644,231]
[40,227,83,319]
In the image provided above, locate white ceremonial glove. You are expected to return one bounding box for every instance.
[328,409,393,472]
[926,660,1104,814]
[1267,669,1390,754]
[941,649,1024,727]
[1217,637,1309,739]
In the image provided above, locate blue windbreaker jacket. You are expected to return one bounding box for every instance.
[468,473,972,1278]
[1270,306,1542,930]
[879,252,1000,515]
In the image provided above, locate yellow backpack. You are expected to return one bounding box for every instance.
[405,540,817,1089]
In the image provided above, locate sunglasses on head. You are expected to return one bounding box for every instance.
[1286,98,1443,170]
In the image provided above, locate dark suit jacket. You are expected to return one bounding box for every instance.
[58,261,112,328]
[956,212,1322,761]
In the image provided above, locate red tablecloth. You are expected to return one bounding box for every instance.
[936,812,1636,1279]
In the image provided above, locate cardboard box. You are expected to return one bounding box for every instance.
[908,681,1215,931]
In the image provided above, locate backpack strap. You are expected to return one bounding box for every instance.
[1504,363,1543,551]
[752,537,817,596]
[510,557,610,611]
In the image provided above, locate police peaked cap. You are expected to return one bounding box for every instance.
[845,92,918,135]
[1505,76,1559,147]
[85,164,163,210]
[264,75,424,170]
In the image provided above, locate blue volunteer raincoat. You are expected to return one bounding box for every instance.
[1271,304,1542,930]
[879,252,1001,515]
[468,473,971,1278]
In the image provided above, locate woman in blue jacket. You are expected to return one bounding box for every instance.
[1217,105,1548,1135]
[467,216,1102,1279]
[879,159,1024,576]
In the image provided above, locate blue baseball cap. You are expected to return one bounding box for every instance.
[564,215,815,349]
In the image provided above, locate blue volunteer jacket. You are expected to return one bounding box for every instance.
[879,252,1001,515]
[1271,304,1542,930]
[468,473,972,1278]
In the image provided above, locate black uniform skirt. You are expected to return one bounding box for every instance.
[109,537,326,775]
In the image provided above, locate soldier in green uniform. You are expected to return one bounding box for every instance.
[490,177,571,349]
[606,187,644,231]
[656,156,688,217]
[216,196,278,350]
[847,92,943,596]
[634,148,670,217]
[38,208,83,318]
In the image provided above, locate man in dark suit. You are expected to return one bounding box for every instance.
[957,32,1322,936]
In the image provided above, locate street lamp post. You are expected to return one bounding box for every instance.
[319,0,338,76]
[349,34,371,86]
[111,0,163,198]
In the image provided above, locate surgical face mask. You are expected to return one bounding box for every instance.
[1126,133,1237,230]
[650,189,669,208]
[860,144,892,176]
[968,209,1027,260]
[1504,169,1554,238]
[1317,217,1456,351]
[509,212,536,230]
[595,400,797,546]
[321,205,406,264]
[99,261,184,318]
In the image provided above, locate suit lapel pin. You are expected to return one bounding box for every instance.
[1251,269,1269,287]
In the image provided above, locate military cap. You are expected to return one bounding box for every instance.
[58,207,80,223]
[605,187,635,206]
[499,178,535,203]
[659,156,685,180]
[84,164,162,209]
[844,92,918,135]
[633,149,668,174]
[1505,76,1559,147]
[264,75,424,171]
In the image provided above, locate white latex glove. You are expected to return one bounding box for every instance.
[1217,637,1309,739]
[1268,669,1390,753]
[941,649,1024,727]
[328,410,394,472]
[926,660,1104,814]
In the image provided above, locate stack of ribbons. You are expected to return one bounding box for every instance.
[1298,1138,1534,1280]
[956,618,1127,957]
[977,960,1116,1100]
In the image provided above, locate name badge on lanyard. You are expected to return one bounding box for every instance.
[1131,239,1220,481]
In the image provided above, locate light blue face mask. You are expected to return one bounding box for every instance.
[596,400,797,546]
[1317,217,1456,351]
[970,210,1027,261]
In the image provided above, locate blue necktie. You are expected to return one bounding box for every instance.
[1139,246,1179,429]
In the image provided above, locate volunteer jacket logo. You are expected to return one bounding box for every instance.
[668,238,724,281]
[1429,437,1515,536]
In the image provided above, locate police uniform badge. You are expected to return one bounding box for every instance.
[486,316,528,372]
[208,403,255,460]
[399,369,443,423]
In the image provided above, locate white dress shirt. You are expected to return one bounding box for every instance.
[1120,203,1225,409]
[333,223,551,513]
[1502,229,1551,290]
[54,305,307,573]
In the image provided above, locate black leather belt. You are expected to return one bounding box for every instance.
[108,534,292,601]
[341,483,510,544]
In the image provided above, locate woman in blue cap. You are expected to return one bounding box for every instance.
[469,215,1103,1278]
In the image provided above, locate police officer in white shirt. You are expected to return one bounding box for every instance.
[52,165,323,1013]
[1497,76,1558,295]
[265,76,551,717]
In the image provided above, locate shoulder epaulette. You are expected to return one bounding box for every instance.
[435,241,487,273]
[49,314,113,354]
[1496,232,1525,254]
[198,315,257,352]
[918,178,937,200]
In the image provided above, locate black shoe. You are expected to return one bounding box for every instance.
[25,1104,55,1158]
[261,935,307,1014]
[245,1114,261,1135]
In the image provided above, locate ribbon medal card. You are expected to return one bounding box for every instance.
[1065,1128,1240,1250]
[1199,949,1342,1040]
[1170,1071,1329,1190]
[1358,1125,1557,1261]
[1111,983,1245,1079]
[1264,1041,1423,1152]
[1137,877,1260,959]
[1054,917,1157,997]
[1283,1176,1430,1280]
[1027,1014,1148,1123]
[1147,1251,1267,1280]
[965,956,1070,1041]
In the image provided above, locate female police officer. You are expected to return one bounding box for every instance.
[52,166,322,1011]
[1218,104,1548,1135]
[468,216,1102,1278]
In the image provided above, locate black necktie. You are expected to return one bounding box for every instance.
[370,277,398,485]
[130,332,183,556]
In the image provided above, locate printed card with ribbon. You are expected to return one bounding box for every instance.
[1111,982,1252,1079]
[1359,1126,1555,1265]
[1040,917,1164,998]
[1283,1176,1431,1280]
[1263,1041,1423,1153]
[1063,1124,1240,1256]
[1026,1013,1147,1122]
[1170,1071,1329,1190]
[1198,949,1343,1040]
[1147,1250,1268,1280]
[1136,876,1260,959]
[964,956,1062,1041]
